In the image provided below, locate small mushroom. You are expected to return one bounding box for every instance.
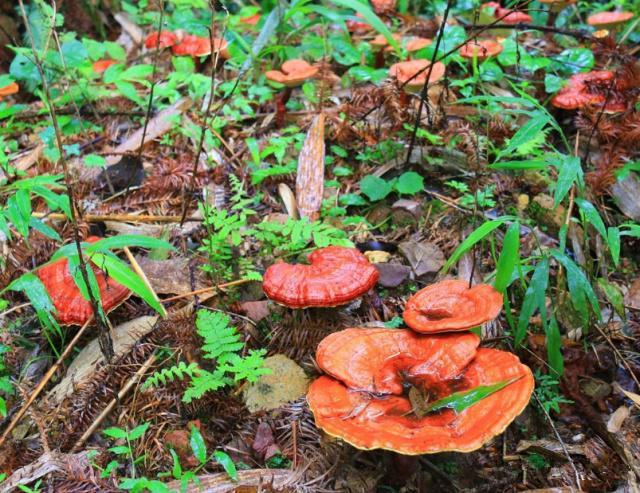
[459,39,503,60]
[550,70,626,113]
[172,35,230,60]
[482,2,532,24]
[36,236,131,326]
[405,37,432,56]
[587,11,634,31]
[370,33,402,67]
[307,328,534,454]
[346,13,372,34]
[262,246,378,309]
[403,279,503,333]
[92,59,117,74]
[144,30,178,50]
[0,81,19,101]
[265,59,319,127]
[370,0,397,15]
[389,59,446,99]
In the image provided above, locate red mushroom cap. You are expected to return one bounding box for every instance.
[551,70,626,112]
[92,59,118,74]
[389,59,446,92]
[36,236,131,326]
[262,246,379,308]
[346,13,371,34]
[587,11,634,27]
[403,280,503,333]
[172,35,229,58]
[370,0,397,15]
[482,3,532,24]
[459,39,503,60]
[144,31,178,49]
[308,328,534,454]
[0,81,19,100]
[264,59,319,88]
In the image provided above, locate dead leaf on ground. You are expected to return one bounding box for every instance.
[244,354,309,412]
[399,240,444,278]
[136,256,208,294]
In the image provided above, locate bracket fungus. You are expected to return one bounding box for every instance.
[144,30,178,50]
[403,279,503,334]
[36,237,131,325]
[265,59,319,127]
[0,81,19,101]
[459,39,503,60]
[389,59,446,94]
[307,328,534,454]
[551,70,626,113]
[262,246,378,309]
[587,11,634,30]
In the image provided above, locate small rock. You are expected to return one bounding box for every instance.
[517,193,530,212]
[375,263,411,288]
[399,240,444,278]
[244,355,309,412]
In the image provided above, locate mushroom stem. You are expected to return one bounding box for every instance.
[275,87,293,128]
[374,50,386,69]
[384,453,420,486]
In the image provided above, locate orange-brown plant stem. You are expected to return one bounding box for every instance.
[275,87,293,128]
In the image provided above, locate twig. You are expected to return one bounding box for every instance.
[594,324,640,390]
[70,352,157,452]
[32,212,203,223]
[162,278,253,303]
[0,318,93,448]
[123,247,167,318]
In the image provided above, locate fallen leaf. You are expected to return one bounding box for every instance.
[375,263,411,288]
[399,240,444,278]
[136,256,208,294]
[606,405,630,433]
[621,389,640,409]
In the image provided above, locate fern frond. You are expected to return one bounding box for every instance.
[182,369,229,403]
[196,310,244,360]
[142,361,201,390]
[220,350,270,383]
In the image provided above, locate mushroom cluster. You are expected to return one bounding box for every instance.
[551,70,626,113]
[261,246,534,457]
[144,30,230,60]
[459,39,503,61]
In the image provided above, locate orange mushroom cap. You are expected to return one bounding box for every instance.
[346,13,371,34]
[240,13,261,26]
[264,59,319,88]
[459,39,503,60]
[587,11,634,27]
[92,59,118,74]
[551,70,626,112]
[482,3,532,24]
[172,35,229,58]
[36,236,131,326]
[403,280,503,334]
[389,59,446,92]
[405,37,432,53]
[308,328,534,454]
[0,81,19,100]
[371,33,402,51]
[262,246,379,308]
[144,30,178,49]
[370,0,397,15]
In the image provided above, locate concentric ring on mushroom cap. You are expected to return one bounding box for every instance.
[316,328,480,394]
[459,39,503,60]
[389,60,446,91]
[265,59,319,88]
[308,346,534,454]
[262,246,378,308]
[36,237,131,326]
[403,279,503,333]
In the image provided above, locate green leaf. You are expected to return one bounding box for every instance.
[516,258,549,346]
[552,48,594,75]
[607,227,620,267]
[544,74,565,93]
[494,222,520,293]
[597,278,625,319]
[214,450,238,481]
[108,445,132,455]
[103,427,128,439]
[575,198,606,239]
[551,250,600,324]
[545,316,564,376]
[84,154,107,167]
[489,158,548,170]
[443,218,508,271]
[329,0,400,54]
[128,422,150,441]
[553,155,582,207]
[359,175,393,201]
[84,235,174,255]
[395,172,424,195]
[498,112,550,159]
[88,252,165,316]
[423,378,520,414]
[190,427,207,465]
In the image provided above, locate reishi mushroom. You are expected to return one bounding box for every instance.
[550,70,626,113]
[265,59,319,127]
[36,236,131,325]
[587,11,634,30]
[307,328,534,454]
[0,81,19,101]
[262,246,378,309]
[144,30,178,50]
[459,39,503,60]
[403,279,503,334]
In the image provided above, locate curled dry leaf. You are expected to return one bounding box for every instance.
[296,113,325,221]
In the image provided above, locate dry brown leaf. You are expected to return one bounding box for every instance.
[278,183,299,219]
[621,389,640,409]
[296,113,325,221]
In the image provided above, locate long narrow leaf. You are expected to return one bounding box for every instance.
[443,218,508,272]
[329,0,400,53]
[494,221,520,293]
[516,258,549,346]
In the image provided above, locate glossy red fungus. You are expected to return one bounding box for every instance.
[459,39,503,60]
[551,70,626,113]
[144,31,178,49]
[403,279,503,334]
[36,237,131,325]
[262,246,379,308]
[307,328,534,454]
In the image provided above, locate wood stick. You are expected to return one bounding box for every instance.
[31,212,203,224]
[162,278,253,303]
[123,247,167,318]
[70,353,157,452]
[0,318,93,448]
